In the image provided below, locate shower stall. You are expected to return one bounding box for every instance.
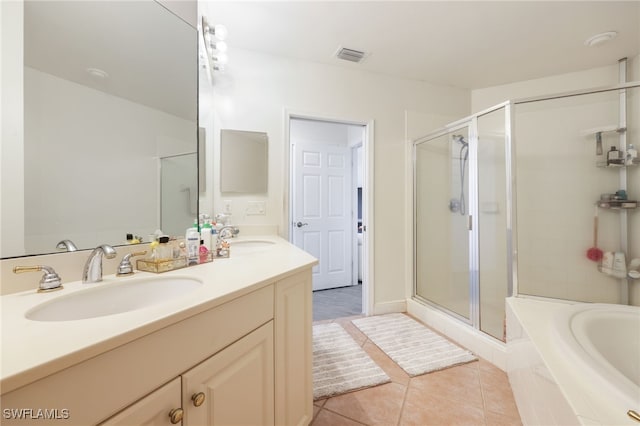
[413,75,639,343]
[413,104,511,341]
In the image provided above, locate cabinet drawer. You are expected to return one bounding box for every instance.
[1,285,274,425]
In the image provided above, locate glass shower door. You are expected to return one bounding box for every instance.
[477,108,509,340]
[414,125,472,321]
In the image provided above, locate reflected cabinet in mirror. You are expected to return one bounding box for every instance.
[220,129,268,193]
[1,1,198,258]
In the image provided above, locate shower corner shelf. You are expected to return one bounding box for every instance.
[581,125,627,137]
[595,161,639,169]
[596,200,638,210]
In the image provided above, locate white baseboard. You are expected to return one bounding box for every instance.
[406,298,507,371]
[373,300,406,315]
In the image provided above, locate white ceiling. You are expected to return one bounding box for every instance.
[201,1,640,90]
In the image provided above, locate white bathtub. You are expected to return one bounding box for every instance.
[506,298,640,425]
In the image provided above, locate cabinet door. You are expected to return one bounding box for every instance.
[182,321,274,426]
[100,377,182,426]
[275,270,313,426]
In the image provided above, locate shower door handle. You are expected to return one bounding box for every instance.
[468,215,472,231]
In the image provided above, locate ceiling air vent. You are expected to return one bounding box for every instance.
[335,47,367,63]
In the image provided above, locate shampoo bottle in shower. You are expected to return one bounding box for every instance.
[607,146,621,166]
[626,144,638,165]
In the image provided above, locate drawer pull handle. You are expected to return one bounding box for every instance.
[169,408,184,424]
[192,392,206,407]
[629,410,640,423]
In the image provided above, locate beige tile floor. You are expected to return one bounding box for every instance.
[311,315,522,426]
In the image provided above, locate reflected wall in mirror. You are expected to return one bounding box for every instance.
[1,0,198,258]
[220,129,268,193]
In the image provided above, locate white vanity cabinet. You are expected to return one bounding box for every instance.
[182,322,274,425]
[274,272,313,426]
[99,378,182,426]
[1,268,313,426]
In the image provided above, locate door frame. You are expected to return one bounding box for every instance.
[283,109,374,316]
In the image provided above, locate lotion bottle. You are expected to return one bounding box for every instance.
[185,226,200,265]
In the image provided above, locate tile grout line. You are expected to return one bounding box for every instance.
[321,405,370,425]
[395,377,411,426]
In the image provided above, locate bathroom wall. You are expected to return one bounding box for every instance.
[200,48,470,311]
[22,67,195,254]
[471,56,640,306]
[1,0,25,258]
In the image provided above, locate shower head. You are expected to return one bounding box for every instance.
[453,135,468,146]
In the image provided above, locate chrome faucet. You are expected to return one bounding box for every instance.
[216,226,239,246]
[56,239,78,252]
[83,244,117,283]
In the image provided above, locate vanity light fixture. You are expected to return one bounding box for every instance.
[201,16,228,79]
[584,31,618,47]
[212,53,228,65]
[206,23,228,41]
[210,40,228,53]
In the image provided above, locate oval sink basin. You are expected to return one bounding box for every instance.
[228,239,275,254]
[26,276,202,322]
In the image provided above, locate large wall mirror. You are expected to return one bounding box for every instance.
[2,0,198,258]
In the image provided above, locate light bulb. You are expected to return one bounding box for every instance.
[214,53,228,64]
[212,24,228,41]
[210,41,228,53]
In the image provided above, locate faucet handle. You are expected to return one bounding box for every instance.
[13,265,63,293]
[116,251,147,276]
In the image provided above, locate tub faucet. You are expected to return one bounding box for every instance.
[83,244,117,283]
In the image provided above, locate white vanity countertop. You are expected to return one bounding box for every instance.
[0,236,317,394]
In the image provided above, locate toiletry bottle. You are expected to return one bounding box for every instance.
[157,236,171,260]
[612,252,627,278]
[626,144,638,165]
[607,146,620,166]
[601,251,614,275]
[200,221,212,251]
[199,239,209,263]
[185,226,200,265]
[148,241,159,261]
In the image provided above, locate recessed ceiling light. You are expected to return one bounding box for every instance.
[584,31,618,47]
[86,67,109,79]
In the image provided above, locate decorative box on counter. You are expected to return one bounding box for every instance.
[137,256,188,273]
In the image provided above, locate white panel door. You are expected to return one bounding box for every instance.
[292,142,353,291]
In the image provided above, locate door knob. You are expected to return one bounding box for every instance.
[296,221,309,228]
